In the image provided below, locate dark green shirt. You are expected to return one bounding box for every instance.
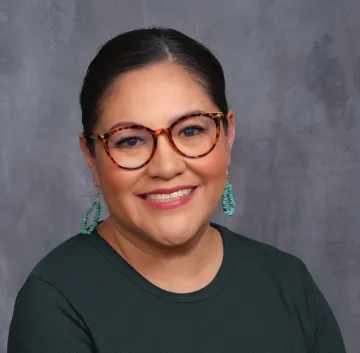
[8,223,346,352]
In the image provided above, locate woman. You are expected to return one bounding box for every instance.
[8,27,346,353]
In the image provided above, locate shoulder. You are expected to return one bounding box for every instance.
[216,222,305,267]
[218,225,346,352]
[20,232,108,299]
[9,244,93,352]
[11,234,97,333]
[29,233,95,278]
[217,223,317,328]
[215,223,309,285]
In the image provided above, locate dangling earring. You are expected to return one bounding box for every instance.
[81,186,101,234]
[222,171,236,216]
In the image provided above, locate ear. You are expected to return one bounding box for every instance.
[79,132,101,187]
[225,109,236,166]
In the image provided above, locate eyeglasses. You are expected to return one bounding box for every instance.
[85,112,225,170]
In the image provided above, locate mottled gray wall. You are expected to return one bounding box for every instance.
[1,0,359,352]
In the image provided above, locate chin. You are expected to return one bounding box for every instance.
[157,232,195,247]
[145,216,204,248]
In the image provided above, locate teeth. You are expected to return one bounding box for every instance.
[145,188,194,202]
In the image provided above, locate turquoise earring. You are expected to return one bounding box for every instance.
[222,172,236,216]
[81,187,101,234]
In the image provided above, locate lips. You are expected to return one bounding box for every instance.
[142,185,197,194]
[139,185,196,201]
[139,186,198,210]
[144,188,195,202]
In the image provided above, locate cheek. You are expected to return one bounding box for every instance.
[188,145,228,210]
[95,151,140,196]
[190,139,229,178]
[187,142,228,210]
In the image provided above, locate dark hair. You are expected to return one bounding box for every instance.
[80,27,229,156]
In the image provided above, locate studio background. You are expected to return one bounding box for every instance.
[1,1,359,352]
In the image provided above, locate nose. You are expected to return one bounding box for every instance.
[145,133,186,180]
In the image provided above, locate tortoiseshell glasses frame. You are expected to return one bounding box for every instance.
[84,112,225,170]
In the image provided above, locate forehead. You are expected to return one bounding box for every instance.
[98,62,217,130]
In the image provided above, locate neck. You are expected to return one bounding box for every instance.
[97,218,223,293]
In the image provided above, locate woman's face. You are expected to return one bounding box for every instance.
[80,61,235,246]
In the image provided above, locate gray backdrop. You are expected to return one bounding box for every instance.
[1,0,359,352]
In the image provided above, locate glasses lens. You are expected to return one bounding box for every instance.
[108,128,153,168]
[172,115,218,157]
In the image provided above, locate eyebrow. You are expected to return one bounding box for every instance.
[107,109,206,131]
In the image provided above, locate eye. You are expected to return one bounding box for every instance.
[180,126,205,137]
[115,137,144,148]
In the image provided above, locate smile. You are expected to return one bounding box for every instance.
[140,186,197,210]
[144,188,194,202]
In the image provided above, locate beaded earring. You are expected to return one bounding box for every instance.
[81,186,101,234]
[222,171,236,216]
